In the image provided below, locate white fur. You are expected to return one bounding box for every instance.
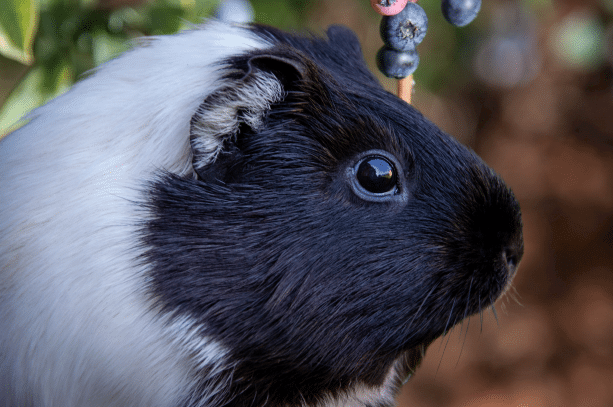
[164,317,235,407]
[317,356,405,407]
[0,21,269,407]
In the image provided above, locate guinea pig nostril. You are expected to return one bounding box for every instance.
[505,253,516,268]
[502,246,521,270]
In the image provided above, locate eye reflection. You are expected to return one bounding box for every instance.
[356,157,397,194]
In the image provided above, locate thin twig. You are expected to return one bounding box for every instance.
[397,74,414,104]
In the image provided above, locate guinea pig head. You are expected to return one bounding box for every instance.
[141,28,523,407]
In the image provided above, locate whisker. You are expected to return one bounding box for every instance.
[510,286,524,307]
[405,283,438,337]
[435,323,455,379]
[441,299,457,342]
[456,276,474,367]
[435,298,458,377]
[491,303,500,327]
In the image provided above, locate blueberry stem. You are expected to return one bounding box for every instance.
[397,75,414,104]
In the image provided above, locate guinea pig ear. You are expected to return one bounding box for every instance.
[244,52,307,86]
[189,50,306,180]
[326,25,364,61]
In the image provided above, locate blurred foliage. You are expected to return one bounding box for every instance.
[415,0,553,92]
[0,0,317,135]
[551,10,606,70]
[1,0,611,136]
[0,0,38,64]
[251,0,311,28]
[0,0,229,134]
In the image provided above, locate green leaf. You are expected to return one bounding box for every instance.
[0,62,71,137]
[0,67,44,137]
[0,0,38,65]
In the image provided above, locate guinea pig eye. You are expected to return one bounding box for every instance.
[356,157,397,194]
[347,149,408,203]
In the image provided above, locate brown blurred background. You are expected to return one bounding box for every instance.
[2,0,612,405]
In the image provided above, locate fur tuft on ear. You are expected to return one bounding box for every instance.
[189,70,282,177]
[189,50,308,178]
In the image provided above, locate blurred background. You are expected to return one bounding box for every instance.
[1,0,613,405]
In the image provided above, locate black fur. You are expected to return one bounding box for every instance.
[140,26,523,407]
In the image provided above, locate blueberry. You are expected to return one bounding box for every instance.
[441,0,481,27]
[376,46,419,79]
[380,2,428,51]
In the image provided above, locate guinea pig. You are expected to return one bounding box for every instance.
[0,21,523,407]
